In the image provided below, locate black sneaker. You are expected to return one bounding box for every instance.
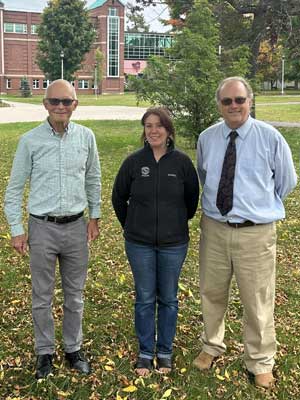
[35,354,53,379]
[65,350,91,374]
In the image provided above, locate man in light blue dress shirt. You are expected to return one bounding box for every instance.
[4,79,101,379]
[193,77,297,388]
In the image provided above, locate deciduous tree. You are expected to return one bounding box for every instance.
[126,2,150,32]
[94,48,104,94]
[256,41,282,89]
[37,0,95,81]
[135,0,300,79]
[132,0,221,145]
[283,16,300,89]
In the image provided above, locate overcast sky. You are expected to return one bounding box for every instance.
[5,0,170,32]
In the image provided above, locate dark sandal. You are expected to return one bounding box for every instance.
[157,357,172,371]
[135,357,153,371]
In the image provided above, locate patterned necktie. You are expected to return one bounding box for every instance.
[216,131,238,216]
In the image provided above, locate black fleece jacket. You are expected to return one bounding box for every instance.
[112,143,199,247]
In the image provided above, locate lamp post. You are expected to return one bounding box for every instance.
[281,55,285,95]
[60,50,64,80]
[94,62,98,99]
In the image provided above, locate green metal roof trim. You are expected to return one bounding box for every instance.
[88,0,125,10]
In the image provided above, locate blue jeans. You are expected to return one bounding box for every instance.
[125,240,188,359]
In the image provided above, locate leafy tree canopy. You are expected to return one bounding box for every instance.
[131,0,222,145]
[134,0,300,80]
[126,2,150,32]
[37,0,95,81]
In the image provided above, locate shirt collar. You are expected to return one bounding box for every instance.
[222,116,253,140]
[45,118,70,136]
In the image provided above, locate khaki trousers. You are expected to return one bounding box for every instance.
[199,214,276,375]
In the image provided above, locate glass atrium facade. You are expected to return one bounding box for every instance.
[107,8,120,77]
[124,32,172,60]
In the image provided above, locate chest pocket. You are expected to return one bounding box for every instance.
[66,145,89,172]
[239,157,272,180]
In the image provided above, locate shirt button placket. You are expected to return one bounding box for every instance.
[60,137,67,214]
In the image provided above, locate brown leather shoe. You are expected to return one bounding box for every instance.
[255,372,275,388]
[192,351,215,370]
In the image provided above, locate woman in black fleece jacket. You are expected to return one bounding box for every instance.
[112,107,199,376]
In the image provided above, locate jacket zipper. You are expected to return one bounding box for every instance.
[155,161,159,246]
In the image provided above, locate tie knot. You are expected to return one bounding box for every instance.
[230,131,238,141]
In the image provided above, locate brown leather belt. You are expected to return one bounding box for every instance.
[226,220,258,228]
[30,211,84,224]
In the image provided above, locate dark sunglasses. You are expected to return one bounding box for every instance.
[46,98,75,106]
[220,97,247,106]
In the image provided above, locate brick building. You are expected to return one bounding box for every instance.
[0,0,125,94]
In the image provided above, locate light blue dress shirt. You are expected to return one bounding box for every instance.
[197,116,297,223]
[4,120,101,236]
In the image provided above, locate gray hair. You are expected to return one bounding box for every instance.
[216,76,253,104]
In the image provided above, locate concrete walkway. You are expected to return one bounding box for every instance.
[1,100,300,128]
[0,101,147,123]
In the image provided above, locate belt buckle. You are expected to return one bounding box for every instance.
[226,221,237,228]
[55,216,66,223]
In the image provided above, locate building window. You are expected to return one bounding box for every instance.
[4,23,13,33]
[4,23,27,34]
[6,79,11,89]
[32,79,40,89]
[78,80,89,89]
[109,8,118,16]
[31,24,38,34]
[124,32,173,60]
[43,79,50,89]
[107,15,119,77]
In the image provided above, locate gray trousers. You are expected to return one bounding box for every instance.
[28,215,89,355]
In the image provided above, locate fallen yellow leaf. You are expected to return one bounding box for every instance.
[148,383,159,390]
[57,391,71,397]
[122,385,137,393]
[134,377,145,386]
[116,394,127,400]
[162,388,172,398]
[15,357,21,367]
[119,273,126,284]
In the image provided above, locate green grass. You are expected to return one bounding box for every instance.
[0,93,151,107]
[251,94,300,122]
[0,122,300,399]
[256,96,300,103]
[256,104,300,122]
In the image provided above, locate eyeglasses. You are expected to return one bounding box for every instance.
[220,97,247,106]
[46,98,75,106]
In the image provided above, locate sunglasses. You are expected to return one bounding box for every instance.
[220,97,247,106]
[46,98,75,106]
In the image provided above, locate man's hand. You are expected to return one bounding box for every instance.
[11,234,28,255]
[87,219,99,242]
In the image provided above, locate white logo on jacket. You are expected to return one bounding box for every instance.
[141,167,150,177]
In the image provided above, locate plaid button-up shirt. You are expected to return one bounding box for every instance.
[5,119,101,236]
